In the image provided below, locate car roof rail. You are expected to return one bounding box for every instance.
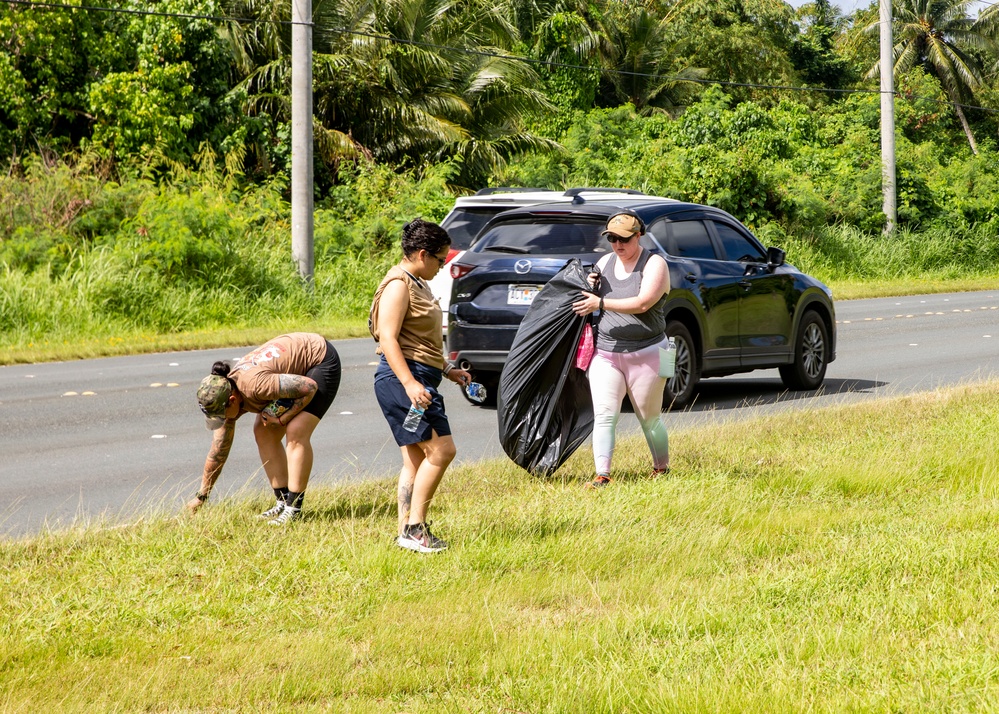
[473,187,553,195]
[562,187,646,197]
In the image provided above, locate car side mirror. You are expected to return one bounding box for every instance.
[766,246,786,271]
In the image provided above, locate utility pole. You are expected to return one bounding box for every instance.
[291,0,314,283]
[880,0,897,234]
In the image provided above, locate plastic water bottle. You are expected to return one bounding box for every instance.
[659,337,677,378]
[402,404,425,432]
[465,382,487,403]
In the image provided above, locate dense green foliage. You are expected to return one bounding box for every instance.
[4,0,999,355]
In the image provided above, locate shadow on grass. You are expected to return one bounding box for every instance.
[304,493,397,523]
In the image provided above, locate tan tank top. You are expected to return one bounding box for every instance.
[369,265,445,369]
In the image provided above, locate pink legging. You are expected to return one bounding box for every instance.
[587,339,670,476]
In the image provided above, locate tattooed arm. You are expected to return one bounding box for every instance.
[259,374,318,427]
[187,419,236,513]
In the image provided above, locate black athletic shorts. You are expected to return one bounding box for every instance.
[374,355,451,446]
[303,341,341,419]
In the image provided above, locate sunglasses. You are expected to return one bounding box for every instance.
[426,250,447,265]
[606,233,637,244]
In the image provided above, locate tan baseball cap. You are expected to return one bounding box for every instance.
[601,213,643,238]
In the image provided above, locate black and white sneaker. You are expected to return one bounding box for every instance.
[258,500,286,519]
[397,522,448,553]
[268,506,300,526]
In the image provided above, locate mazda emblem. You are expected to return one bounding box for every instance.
[514,259,532,275]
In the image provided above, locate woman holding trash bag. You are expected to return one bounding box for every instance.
[370,218,472,553]
[189,332,342,523]
[571,212,672,489]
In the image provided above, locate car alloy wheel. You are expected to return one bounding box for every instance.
[663,320,699,409]
[779,311,828,390]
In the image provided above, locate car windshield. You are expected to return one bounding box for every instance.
[441,208,504,250]
[471,220,607,255]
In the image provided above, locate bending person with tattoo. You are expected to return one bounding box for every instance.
[189,332,342,524]
[370,219,471,553]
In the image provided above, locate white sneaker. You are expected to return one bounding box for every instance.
[268,506,301,526]
[397,522,448,553]
[258,500,286,519]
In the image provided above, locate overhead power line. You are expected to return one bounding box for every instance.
[8,0,999,115]
[3,0,306,25]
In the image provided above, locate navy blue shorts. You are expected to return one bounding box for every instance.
[374,356,451,446]
[303,341,341,420]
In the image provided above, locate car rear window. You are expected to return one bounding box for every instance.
[440,208,506,250]
[470,220,607,255]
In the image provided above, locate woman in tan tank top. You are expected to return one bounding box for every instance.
[370,219,472,553]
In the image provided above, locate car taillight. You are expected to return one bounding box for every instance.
[450,262,475,279]
[448,351,459,362]
[444,248,460,264]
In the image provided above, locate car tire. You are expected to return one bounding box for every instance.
[464,371,499,407]
[663,320,699,410]
[779,310,829,390]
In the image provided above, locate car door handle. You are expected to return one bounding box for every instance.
[684,273,697,283]
[738,280,752,290]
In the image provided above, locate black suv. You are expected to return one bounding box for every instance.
[446,196,836,408]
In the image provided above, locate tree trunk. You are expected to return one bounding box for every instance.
[952,95,979,155]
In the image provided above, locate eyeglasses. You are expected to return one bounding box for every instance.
[427,251,447,265]
[606,233,637,244]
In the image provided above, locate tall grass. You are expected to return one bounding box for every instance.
[3,157,999,364]
[764,221,999,286]
[2,383,999,711]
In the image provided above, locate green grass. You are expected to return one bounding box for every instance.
[4,383,999,712]
[2,272,997,366]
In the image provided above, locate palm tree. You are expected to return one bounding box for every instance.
[867,0,994,154]
[221,0,557,188]
[596,6,707,115]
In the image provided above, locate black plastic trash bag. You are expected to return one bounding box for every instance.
[498,258,595,476]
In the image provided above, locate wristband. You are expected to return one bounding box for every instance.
[443,363,453,376]
[599,297,605,312]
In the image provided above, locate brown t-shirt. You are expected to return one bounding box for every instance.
[228,332,328,412]
[369,265,444,369]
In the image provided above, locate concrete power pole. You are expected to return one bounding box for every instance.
[880,0,897,233]
[291,0,314,283]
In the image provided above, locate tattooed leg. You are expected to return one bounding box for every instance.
[398,444,421,535]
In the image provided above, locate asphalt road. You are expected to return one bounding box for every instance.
[1,290,997,539]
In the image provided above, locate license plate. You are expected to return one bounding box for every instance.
[507,285,540,305]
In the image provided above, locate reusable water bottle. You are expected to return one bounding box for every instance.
[402,404,425,432]
[659,337,677,378]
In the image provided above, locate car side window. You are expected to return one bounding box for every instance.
[666,220,717,259]
[643,219,668,254]
[712,221,767,263]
